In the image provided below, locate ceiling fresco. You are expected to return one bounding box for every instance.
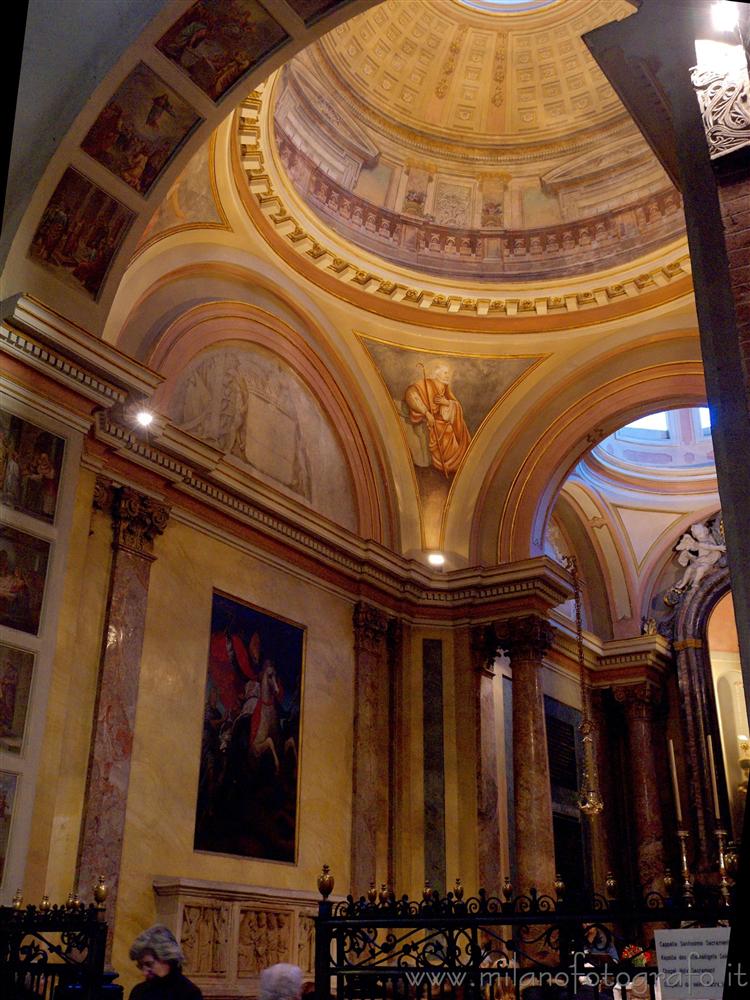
[361,335,541,545]
[267,0,684,284]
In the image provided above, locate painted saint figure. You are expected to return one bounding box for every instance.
[404,363,471,476]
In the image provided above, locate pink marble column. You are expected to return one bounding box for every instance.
[77,478,170,942]
[471,626,503,896]
[613,682,666,894]
[495,615,555,897]
[351,601,389,895]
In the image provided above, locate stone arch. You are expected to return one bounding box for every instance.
[470,344,706,565]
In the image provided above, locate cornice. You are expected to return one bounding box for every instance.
[234,93,694,329]
[0,296,161,406]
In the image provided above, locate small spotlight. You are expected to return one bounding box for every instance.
[427,552,445,567]
[135,410,154,427]
[712,1,738,33]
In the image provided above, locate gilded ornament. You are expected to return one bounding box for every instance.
[317,864,334,898]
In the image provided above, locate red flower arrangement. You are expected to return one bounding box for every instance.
[621,944,656,967]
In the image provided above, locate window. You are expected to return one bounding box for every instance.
[699,407,712,434]
[616,411,669,441]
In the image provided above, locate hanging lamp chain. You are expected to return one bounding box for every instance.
[563,555,604,816]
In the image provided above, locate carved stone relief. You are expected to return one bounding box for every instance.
[167,345,356,531]
[181,905,229,976]
[237,909,291,976]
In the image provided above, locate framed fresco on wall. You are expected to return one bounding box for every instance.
[156,0,289,103]
[194,591,305,862]
[0,771,18,885]
[0,409,65,523]
[0,527,51,636]
[28,167,135,300]
[0,644,35,754]
[81,62,202,196]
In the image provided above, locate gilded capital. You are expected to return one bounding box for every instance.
[353,601,389,655]
[493,615,553,664]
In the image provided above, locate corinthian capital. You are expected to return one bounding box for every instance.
[353,601,389,655]
[613,680,662,720]
[493,614,553,664]
[94,477,170,556]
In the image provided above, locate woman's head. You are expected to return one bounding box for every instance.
[129,925,185,978]
[259,964,303,1000]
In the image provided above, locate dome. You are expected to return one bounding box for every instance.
[263,0,685,285]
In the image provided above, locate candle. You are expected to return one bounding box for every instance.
[668,738,683,825]
[707,734,721,816]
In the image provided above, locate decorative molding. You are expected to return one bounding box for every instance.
[236,95,693,324]
[692,61,750,161]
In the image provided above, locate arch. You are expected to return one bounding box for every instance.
[471,338,706,565]
[3,0,379,334]
[146,297,393,546]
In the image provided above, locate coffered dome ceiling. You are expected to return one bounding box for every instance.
[262,0,686,284]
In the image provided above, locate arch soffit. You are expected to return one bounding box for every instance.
[4,0,379,336]
[150,297,395,547]
[468,335,706,565]
[557,477,636,634]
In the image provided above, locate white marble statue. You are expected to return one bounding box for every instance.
[674,522,725,590]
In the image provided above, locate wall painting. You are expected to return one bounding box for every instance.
[0,771,18,885]
[0,410,65,523]
[157,0,288,102]
[0,527,51,636]
[81,62,202,196]
[360,337,540,545]
[0,645,34,755]
[194,591,304,862]
[28,168,134,300]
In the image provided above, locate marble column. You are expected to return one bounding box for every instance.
[77,478,170,942]
[494,615,555,896]
[613,681,666,895]
[351,601,389,895]
[471,626,503,896]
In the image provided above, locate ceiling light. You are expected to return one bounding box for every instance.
[427,552,445,567]
[135,410,154,427]
[712,1,739,33]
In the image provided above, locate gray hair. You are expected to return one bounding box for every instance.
[129,924,185,968]
[259,964,303,1000]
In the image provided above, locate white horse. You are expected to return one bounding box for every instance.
[250,660,282,772]
[250,660,297,773]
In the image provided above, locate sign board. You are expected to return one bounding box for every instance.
[654,927,731,1000]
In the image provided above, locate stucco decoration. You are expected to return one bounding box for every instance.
[362,337,539,543]
[168,345,357,531]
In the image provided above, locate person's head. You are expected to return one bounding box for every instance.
[129,925,184,979]
[691,522,708,538]
[433,364,450,386]
[259,964,303,1000]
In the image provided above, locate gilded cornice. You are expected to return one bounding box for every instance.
[236,94,693,329]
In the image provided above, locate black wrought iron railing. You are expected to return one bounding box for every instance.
[0,902,114,1000]
[314,879,735,1000]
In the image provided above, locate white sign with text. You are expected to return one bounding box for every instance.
[654,927,731,1000]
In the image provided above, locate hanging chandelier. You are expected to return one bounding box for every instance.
[563,555,604,817]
